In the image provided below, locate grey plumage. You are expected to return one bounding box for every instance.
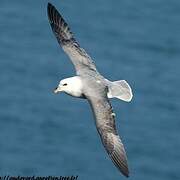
[47,3,97,75]
[88,95,129,177]
[47,3,129,177]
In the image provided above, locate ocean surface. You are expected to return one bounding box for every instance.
[0,0,180,179]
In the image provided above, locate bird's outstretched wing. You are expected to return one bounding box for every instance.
[88,96,129,177]
[47,3,97,75]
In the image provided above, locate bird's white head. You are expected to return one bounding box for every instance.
[54,76,83,98]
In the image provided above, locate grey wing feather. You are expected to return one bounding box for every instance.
[47,3,97,74]
[88,96,129,177]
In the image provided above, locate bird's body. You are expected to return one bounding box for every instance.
[47,3,133,177]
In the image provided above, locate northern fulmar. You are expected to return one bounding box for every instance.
[47,3,133,177]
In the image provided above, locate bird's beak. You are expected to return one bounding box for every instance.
[54,87,62,94]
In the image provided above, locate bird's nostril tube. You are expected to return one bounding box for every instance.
[54,87,58,93]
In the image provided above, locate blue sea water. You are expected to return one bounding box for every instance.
[0,0,180,179]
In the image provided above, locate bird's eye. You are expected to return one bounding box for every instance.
[63,83,67,86]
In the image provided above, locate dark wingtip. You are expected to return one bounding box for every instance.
[121,169,129,178]
[125,172,130,178]
[47,2,52,20]
[47,2,74,43]
[47,2,58,27]
[124,166,130,178]
[47,2,52,11]
[122,168,130,178]
[47,2,55,19]
[47,2,52,7]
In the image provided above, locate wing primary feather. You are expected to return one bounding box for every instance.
[47,3,97,74]
[110,151,129,177]
[47,3,74,44]
[108,135,129,177]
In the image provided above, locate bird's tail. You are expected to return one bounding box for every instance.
[47,3,74,44]
[107,80,133,102]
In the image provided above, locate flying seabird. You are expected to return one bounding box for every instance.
[47,3,133,177]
